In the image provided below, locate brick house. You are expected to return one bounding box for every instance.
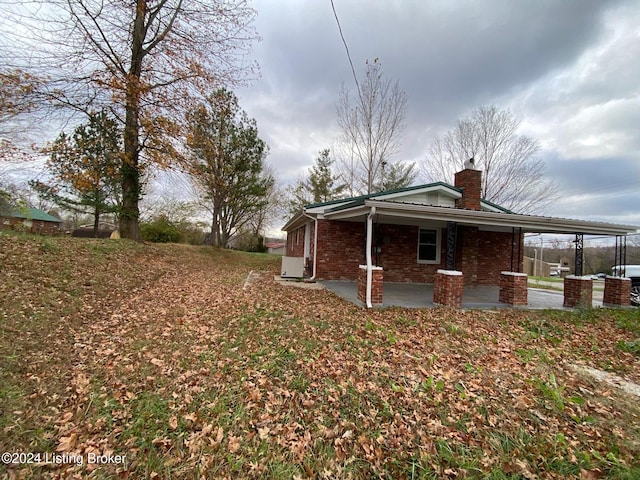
[282,166,637,307]
[0,206,62,234]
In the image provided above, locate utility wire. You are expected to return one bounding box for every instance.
[330,0,361,97]
[551,174,640,203]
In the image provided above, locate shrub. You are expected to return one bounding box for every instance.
[140,216,181,243]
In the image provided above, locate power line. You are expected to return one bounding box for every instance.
[552,175,640,203]
[330,0,361,97]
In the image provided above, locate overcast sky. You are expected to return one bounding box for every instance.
[236,0,640,229]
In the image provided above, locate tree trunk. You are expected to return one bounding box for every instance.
[118,0,146,242]
[119,154,141,241]
[92,207,100,238]
[210,209,222,247]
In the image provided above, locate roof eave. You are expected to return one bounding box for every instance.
[281,211,308,232]
[362,200,637,236]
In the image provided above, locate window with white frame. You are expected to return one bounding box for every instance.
[417,228,440,263]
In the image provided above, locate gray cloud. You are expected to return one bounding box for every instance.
[236,0,639,228]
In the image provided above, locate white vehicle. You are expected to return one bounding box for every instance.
[612,265,640,306]
[612,265,640,279]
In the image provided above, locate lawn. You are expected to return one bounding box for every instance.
[1,232,639,479]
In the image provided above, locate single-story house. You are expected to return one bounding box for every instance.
[265,241,286,255]
[0,205,63,234]
[72,222,118,238]
[282,166,638,307]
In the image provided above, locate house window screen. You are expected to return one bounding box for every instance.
[418,228,438,263]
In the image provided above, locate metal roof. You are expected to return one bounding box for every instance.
[1,207,62,223]
[321,200,638,236]
[282,182,638,236]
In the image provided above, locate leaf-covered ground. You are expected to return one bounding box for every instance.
[1,232,639,479]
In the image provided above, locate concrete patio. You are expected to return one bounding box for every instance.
[320,281,604,309]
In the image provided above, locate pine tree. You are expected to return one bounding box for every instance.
[32,110,123,236]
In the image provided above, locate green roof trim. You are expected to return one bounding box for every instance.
[480,198,513,214]
[3,207,63,223]
[304,181,460,209]
[304,181,514,215]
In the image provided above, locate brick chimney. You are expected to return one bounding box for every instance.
[454,164,482,211]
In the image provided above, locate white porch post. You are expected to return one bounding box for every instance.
[365,206,376,308]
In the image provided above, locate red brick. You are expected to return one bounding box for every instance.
[563,276,593,308]
[603,276,631,307]
[499,272,528,305]
[285,219,524,287]
[454,169,482,211]
[357,266,383,306]
[433,270,464,307]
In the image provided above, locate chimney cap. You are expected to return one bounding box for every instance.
[463,157,476,169]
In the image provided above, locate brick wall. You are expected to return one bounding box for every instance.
[376,224,444,283]
[603,276,631,307]
[476,230,523,285]
[454,169,482,211]
[454,227,521,286]
[499,272,528,305]
[310,220,522,285]
[457,226,479,283]
[0,217,61,234]
[315,219,366,280]
[285,225,305,257]
[433,270,464,307]
[564,276,593,308]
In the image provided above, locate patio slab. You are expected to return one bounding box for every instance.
[320,281,603,310]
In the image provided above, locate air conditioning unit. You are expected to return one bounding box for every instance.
[281,256,304,278]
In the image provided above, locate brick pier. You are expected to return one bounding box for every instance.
[564,276,593,308]
[357,265,383,306]
[433,270,464,308]
[603,276,631,307]
[499,272,528,306]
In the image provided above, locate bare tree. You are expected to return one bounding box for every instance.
[336,59,407,195]
[422,105,558,213]
[2,1,259,240]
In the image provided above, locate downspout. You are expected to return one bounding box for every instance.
[366,206,376,308]
[303,212,318,280]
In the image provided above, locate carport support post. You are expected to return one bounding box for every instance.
[358,265,383,306]
[574,233,584,276]
[445,222,457,270]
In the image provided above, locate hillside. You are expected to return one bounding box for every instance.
[1,232,639,479]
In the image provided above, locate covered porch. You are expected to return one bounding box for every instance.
[327,200,635,308]
[321,281,602,309]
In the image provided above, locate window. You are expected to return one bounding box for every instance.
[417,228,439,263]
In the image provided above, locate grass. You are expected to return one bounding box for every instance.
[1,231,640,478]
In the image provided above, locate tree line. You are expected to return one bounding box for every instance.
[525,238,640,275]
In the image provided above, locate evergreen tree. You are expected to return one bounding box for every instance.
[185,88,273,247]
[374,161,417,192]
[287,149,345,216]
[32,110,123,236]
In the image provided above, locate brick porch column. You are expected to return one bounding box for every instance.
[499,272,528,306]
[563,276,593,308]
[357,265,383,306]
[603,276,631,307]
[433,269,464,308]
